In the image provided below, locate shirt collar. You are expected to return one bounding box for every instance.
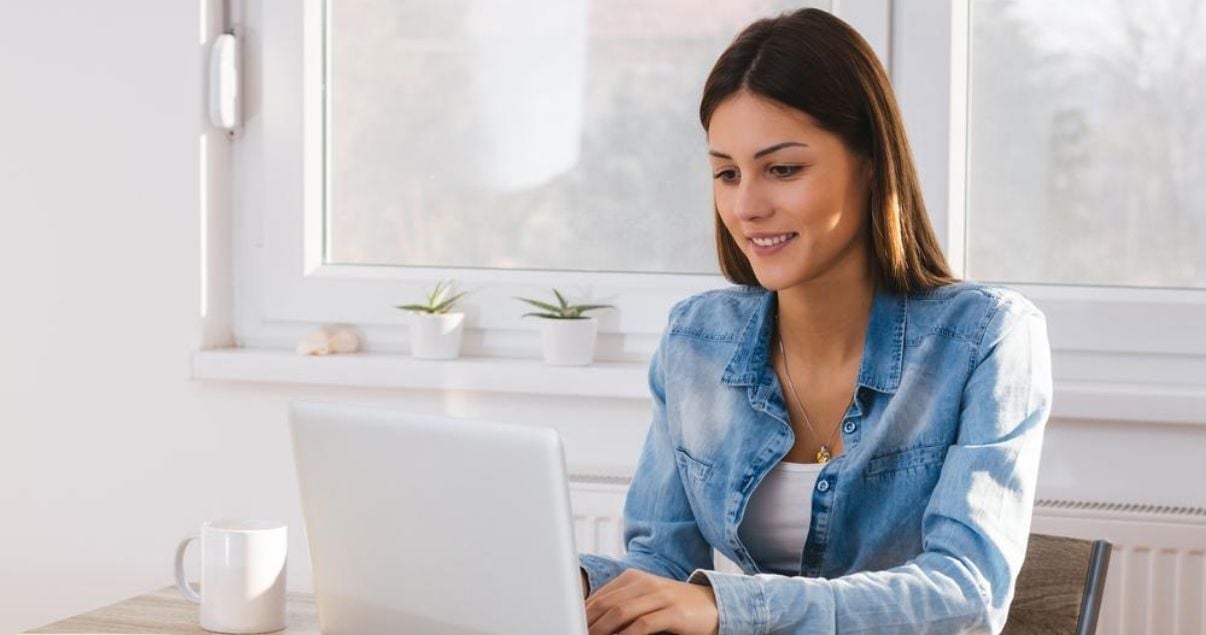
[721,285,906,394]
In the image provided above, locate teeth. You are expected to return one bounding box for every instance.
[751,233,795,247]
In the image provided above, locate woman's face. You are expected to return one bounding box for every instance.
[708,91,872,291]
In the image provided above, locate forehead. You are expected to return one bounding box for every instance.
[707,92,831,154]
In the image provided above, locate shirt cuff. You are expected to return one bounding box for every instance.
[578,553,627,597]
[687,568,769,635]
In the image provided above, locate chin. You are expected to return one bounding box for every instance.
[753,270,809,292]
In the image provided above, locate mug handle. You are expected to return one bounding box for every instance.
[174,535,202,603]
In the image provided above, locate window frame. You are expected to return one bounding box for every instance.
[216,0,1206,423]
[891,0,1206,424]
[231,0,890,359]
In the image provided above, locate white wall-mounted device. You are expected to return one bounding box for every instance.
[208,33,241,135]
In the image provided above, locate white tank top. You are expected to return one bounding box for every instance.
[737,460,824,575]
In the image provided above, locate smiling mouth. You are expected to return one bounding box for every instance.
[748,232,798,247]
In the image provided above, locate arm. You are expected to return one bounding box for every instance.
[686,303,1053,634]
[578,307,715,597]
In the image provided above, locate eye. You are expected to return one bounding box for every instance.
[713,169,738,183]
[769,165,803,177]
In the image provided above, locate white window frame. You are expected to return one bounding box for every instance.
[893,0,1206,424]
[229,0,891,360]
[208,0,1206,423]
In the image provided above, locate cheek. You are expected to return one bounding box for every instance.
[711,184,733,215]
[771,187,824,222]
[717,213,743,246]
[712,191,738,227]
[789,178,848,222]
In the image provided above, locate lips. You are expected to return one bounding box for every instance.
[747,232,798,256]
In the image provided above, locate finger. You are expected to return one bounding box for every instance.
[586,583,651,626]
[616,607,678,635]
[585,572,654,620]
[587,593,667,635]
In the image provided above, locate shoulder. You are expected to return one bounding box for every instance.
[665,285,766,342]
[908,280,1045,349]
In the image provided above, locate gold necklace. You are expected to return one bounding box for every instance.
[777,331,841,464]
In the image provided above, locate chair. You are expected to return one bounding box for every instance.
[1003,533,1112,634]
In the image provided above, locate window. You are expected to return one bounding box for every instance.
[217,0,1205,421]
[891,0,1206,423]
[325,0,800,274]
[230,0,887,359]
[967,0,1205,289]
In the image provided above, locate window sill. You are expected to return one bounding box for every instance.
[191,349,1206,426]
[1049,380,1206,427]
[191,348,650,399]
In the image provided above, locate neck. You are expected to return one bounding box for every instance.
[774,255,876,370]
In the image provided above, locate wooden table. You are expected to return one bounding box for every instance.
[23,586,320,634]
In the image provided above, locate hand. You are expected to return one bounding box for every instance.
[584,568,719,635]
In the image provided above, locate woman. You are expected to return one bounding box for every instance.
[578,8,1052,635]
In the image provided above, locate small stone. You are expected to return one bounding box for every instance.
[329,327,360,354]
[296,329,332,356]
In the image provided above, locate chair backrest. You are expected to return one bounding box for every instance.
[1003,533,1112,635]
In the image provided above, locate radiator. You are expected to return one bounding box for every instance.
[1031,499,1206,635]
[570,480,1206,634]
[570,480,629,559]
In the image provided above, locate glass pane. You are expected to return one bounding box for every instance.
[325,0,814,273]
[968,0,1206,289]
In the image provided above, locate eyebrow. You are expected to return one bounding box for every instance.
[708,141,809,160]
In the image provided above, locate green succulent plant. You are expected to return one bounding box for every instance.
[394,280,468,315]
[516,289,614,319]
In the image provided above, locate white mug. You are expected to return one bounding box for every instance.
[175,519,288,634]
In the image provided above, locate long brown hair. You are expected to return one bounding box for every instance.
[700,8,959,294]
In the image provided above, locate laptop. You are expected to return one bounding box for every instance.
[288,400,589,634]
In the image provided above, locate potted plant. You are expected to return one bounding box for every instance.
[516,289,614,366]
[395,280,469,360]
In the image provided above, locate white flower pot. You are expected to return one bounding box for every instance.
[538,317,599,366]
[408,312,465,360]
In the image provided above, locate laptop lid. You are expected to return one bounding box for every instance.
[288,400,588,635]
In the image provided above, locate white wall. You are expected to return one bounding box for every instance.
[1,2,1204,633]
[0,4,649,631]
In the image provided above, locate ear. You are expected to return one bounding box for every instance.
[860,156,874,188]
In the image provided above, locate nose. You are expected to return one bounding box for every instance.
[732,179,770,222]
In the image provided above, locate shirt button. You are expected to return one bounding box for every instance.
[817,480,830,492]
[843,420,857,434]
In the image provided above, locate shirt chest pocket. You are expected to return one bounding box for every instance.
[863,442,949,481]
[674,447,713,483]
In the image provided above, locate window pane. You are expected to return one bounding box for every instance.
[325,0,813,273]
[968,0,1206,289]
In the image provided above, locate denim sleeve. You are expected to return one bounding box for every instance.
[578,305,715,597]
[685,302,1053,634]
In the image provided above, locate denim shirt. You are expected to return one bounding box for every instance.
[579,281,1053,634]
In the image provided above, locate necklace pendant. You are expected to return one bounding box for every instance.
[816,446,831,464]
